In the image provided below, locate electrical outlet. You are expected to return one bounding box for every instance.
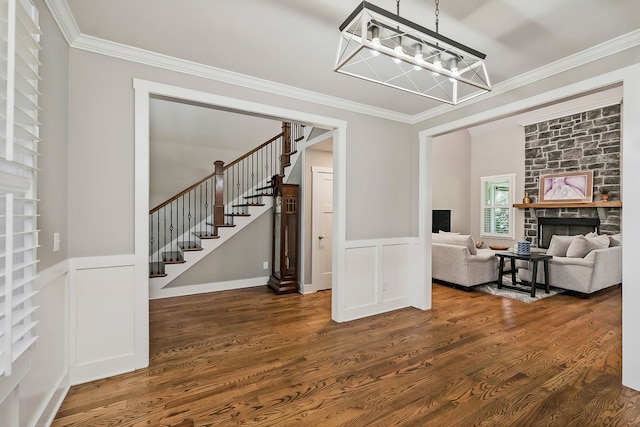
[263,261,269,270]
[53,232,60,252]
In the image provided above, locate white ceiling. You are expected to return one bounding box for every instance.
[64,0,640,116]
[149,98,282,151]
[58,0,640,149]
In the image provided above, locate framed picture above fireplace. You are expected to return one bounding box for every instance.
[538,171,593,203]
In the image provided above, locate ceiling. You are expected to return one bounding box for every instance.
[55,1,640,151]
[62,0,640,118]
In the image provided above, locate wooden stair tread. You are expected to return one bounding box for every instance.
[244,193,272,199]
[225,213,251,217]
[232,203,265,207]
[179,242,203,251]
[193,231,220,239]
[205,222,236,228]
[149,272,168,278]
[149,262,167,278]
[162,252,185,264]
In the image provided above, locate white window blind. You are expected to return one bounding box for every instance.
[480,174,515,239]
[0,0,40,377]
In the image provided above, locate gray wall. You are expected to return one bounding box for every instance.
[469,124,526,247]
[431,130,472,234]
[66,49,415,258]
[37,0,69,269]
[167,210,272,286]
[149,99,283,208]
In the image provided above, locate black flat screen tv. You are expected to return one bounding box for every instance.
[432,210,451,233]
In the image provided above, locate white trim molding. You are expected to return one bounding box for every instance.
[133,79,352,324]
[44,0,411,123]
[413,29,640,124]
[68,254,140,385]
[43,0,640,125]
[341,238,418,322]
[152,277,269,300]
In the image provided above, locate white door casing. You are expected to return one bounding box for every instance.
[312,167,333,291]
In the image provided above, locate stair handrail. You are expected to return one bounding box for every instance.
[148,121,301,278]
[149,130,285,214]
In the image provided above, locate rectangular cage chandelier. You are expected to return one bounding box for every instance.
[335,1,491,105]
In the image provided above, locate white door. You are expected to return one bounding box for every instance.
[312,167,333,291]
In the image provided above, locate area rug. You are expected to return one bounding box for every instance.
[474,276,564,303]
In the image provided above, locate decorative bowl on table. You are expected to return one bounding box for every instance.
[489,245,509,251]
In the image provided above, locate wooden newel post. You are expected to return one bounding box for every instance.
[281,122,291,175]
[214,160,224,228]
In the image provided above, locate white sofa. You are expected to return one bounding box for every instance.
[517,233,622,294]
[431,233,501,288]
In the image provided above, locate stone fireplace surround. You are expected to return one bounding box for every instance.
[523,104,621,245]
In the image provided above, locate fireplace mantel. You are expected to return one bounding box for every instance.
[513,201,622,220]
[513,201,622,209]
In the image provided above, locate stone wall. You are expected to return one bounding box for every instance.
[523,104,621,243]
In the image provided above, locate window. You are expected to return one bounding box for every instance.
[481,174,515,239]
[0,0,40,376]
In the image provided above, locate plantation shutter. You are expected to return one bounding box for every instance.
[0,0,40,376]
[482,181,492,233]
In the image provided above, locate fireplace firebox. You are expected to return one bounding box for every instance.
[537,217,600,249]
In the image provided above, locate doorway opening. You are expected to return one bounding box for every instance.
[134,79,349,367]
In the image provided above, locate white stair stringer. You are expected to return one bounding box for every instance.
[149,197,273,299]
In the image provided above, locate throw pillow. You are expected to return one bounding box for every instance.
[566,235,610,258]
[585,231,599,238]
[609,233,622,247]
[546,235,576,257]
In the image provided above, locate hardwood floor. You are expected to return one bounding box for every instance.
[53,283,640,426]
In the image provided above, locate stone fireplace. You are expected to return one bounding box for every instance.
[523,104,621,245]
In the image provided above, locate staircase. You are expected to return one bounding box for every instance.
[149,122,305,295]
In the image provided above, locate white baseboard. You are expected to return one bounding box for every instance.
[32,372,70,427]
[300,283,316,294]
[150,276,270,299]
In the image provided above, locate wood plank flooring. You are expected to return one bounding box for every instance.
[53,283,640,426]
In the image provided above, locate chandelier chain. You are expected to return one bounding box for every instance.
[435,0,440,33]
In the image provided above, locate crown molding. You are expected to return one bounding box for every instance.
[44,0,640,126]
[43,0,413,124]
[518,95,622,127]
[411,29,640,124]
[44,0,80,45]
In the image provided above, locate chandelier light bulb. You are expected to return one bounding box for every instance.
[370,25,380,46]
[413,43,424,62]
[369,24,381,56]
[393,35,403,64]
[432,55,442,76]
[449,57,459,75]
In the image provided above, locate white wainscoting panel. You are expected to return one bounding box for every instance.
[70,255,138,384]
[20,262,70,427]
[381,243,411,303]
[0,260,70,427]
[344,245,377,310]
[342,238,415,321]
